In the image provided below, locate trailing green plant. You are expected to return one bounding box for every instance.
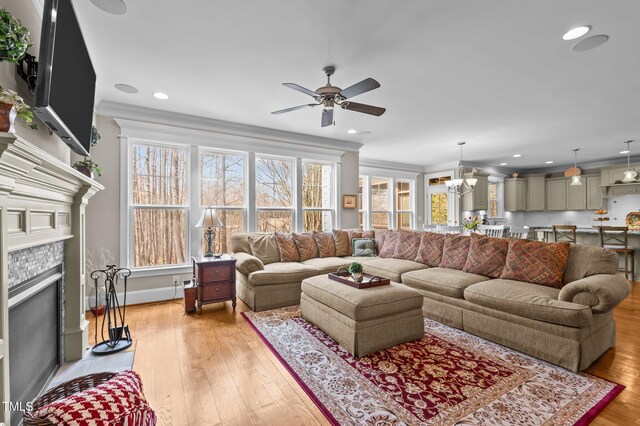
[0,84,37,129]
[348,262,363,274]
[0,8,32,64]
[73,158,103,176]
[91,125,101,147]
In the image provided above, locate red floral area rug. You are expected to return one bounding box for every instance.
[242,307,623,425]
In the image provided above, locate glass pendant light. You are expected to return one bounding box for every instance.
[622,140,637,183]
[570,149,582,186]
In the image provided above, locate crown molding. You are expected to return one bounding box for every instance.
[359,158,424,174]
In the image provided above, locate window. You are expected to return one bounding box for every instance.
[200,150,246,254]
[370,177,391,229]
[302,161,334,232]
[256,156,295,232]
[130,143,189,268]
[426,174,453,225]
[395,180,413,230]
[487,177,504,218]
[358,177,365,229]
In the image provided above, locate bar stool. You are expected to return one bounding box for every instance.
[553,225,577,243]
[597,226,635,282]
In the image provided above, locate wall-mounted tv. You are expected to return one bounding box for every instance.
[34,0,96,157]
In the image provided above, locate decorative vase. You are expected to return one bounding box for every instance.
[351,272,363,283]
[74,165,94,179]
[0,102,17,133]
[90,304,105,316]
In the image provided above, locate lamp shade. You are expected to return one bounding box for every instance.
[570,175,582,186]
[196,207,223,228]
[622,170,638,183]
[465,178,478,187]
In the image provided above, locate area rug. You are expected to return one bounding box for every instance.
[242,307,623,425]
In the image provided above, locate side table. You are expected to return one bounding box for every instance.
[191,255,237,312]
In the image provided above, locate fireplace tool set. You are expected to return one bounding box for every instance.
[91,264,132,355]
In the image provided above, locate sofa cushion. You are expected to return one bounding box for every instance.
[275,232,301,262]
[563,244,620,284]
[463,233,509,278]
[293,232,319,261]
[301,257,352,274]
[415,232,445,266]
[402,267,489,299]
[375,229,391,253]
[249,262,317,286]
[363,258,428,282]
[333,229,351,257]
[314,231,336,258]
[352,238,377,257]
[248,234,280,265]
[392,230,421,260]
[439,234,471,270]
[464,279,592,328]
[378,231,399,258]
[500,239,570,288]
[301,276,423,321]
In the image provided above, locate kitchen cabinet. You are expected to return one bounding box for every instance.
[546,178,566,211]
[504,178,527,211]
[527,175,545,211]
[566,179,587,210]
[461,174,488,211]
[586,175,603,210]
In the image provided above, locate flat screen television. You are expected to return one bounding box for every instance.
[34,0,96,157]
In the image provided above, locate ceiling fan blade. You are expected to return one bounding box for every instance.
[283,83,319,98]
[342,101,386,116]
[339,78,380,99]
[271,104,316,115]
[321,108,334,127]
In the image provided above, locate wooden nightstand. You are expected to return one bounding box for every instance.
[191,255,237,312]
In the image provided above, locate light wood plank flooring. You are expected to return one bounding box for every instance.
[88,283,640,426]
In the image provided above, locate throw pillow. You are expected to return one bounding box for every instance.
[332,229,351,257]
[439,234,471,270]
[378,230,399,258]
[248,234,280,265]
[275,232,301,262]
[35,370,156,425]
[346,229,363,255]
[392,230,422,260]
[500,239,571,288]
[415,232,445,266]
[293,232,319,261]
[362,230,375,239]
[375,229,391,252]
[314,231,336,258]
[463,233,509,278]
[352,238,377,257]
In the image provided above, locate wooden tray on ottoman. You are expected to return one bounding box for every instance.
[328,270,390,289]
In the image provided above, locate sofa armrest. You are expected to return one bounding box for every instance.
[558,274,631,314]
[233,252,264,275]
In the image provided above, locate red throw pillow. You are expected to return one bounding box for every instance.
[415,232,445,266]
[378,230,399,258]
[35,370,156,426]
[314,231,336,258]
[293,232,319,261]
[500,239,570,288]
[392,230,422,260]
[275,232,301,262]
[463,233,509,278]
[439,234,471,270]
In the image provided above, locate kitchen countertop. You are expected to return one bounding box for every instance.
[535,227,640,235]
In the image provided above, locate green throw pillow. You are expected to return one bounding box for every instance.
[352,238,377,257]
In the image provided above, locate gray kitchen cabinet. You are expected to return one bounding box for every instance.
[566,178,587,210]
[504,178,527,211]
[586,175,603,210]
[526,175,546,211]
[461,174,488,211]
[546,178,566,211]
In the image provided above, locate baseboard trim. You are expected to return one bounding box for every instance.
[85,286,183,310]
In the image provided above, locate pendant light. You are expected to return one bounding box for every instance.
[570,149,582,186]
[444,142,478,197]
[622,140,637,183]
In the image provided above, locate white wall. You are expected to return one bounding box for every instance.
[340,151,359,228]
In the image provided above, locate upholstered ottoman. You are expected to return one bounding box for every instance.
[300,275,425,357]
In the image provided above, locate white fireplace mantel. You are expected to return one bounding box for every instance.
[0,132,103,425]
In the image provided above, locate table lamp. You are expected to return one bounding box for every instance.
[196,207,224,257]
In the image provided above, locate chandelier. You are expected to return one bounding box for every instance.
[444,142,477,197]
[622,140,637,183]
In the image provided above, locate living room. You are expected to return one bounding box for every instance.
[1,0,639,425]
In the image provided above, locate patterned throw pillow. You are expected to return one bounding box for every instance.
[333,229,351,257]
[352,238,377,256]
[314,231,336,258]
[362,230,375,239]
[35,370,156,425]
[346,229,363,255]
[500,239,571,288]
[375,229,391,252]
[378,230,399,258]
[439,234,471,270]
[248,234,280,265]
[275,232,301,262]
[392,230,422,260]
[415,232,446,266]
[293,233,319,261]
[463,233,509,278]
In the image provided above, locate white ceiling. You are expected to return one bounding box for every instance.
[71,0,640,169]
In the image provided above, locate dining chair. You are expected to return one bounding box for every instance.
[436,225,463,234]
[553,225,577,243]
[508,226,530,240]
[597,226,635,281]
[478,224,505,238]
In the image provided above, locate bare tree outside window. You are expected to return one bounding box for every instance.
[302,162,333,232]
[256,157,294,232]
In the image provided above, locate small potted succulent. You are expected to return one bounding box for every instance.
[0,85,37,132]
[348,262,363,283]
[0,8,32,64]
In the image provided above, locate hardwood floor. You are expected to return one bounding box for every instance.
[88,282,640,426]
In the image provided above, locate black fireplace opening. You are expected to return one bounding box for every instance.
[8,266,63,426]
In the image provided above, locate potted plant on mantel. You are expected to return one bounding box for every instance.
[0,8,32,64]
[0,85,38,132]
[73,126,103,179]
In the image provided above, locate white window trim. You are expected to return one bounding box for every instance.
[301,159,336,232]
[488,175,505,219]
[359,175,417,231]
[395,179,415,230]
[424,170,457,226]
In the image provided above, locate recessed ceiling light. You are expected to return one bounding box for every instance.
[153,92,169,100]
[621,150,631,154]
[500,162,508,166]
[347,129,357,134]
[114,83,138,94]
[90,0,127,15]
[572,35,609,52]
[562,25,591,41]
[512,154,522,158]
[545,160,554,164]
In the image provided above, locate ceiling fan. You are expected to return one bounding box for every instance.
[271,66,386,127]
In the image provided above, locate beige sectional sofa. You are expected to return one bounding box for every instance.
[230,230,631,371]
